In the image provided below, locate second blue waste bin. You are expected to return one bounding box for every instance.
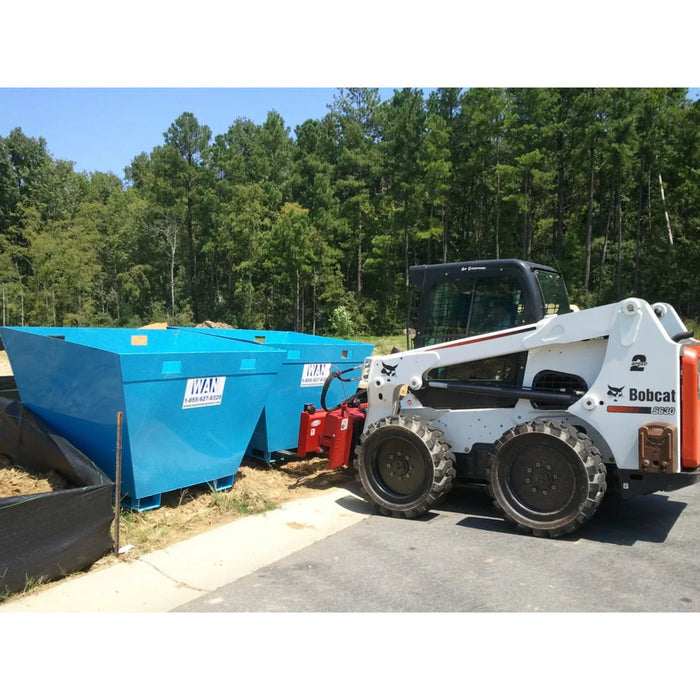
[173,328,374,460]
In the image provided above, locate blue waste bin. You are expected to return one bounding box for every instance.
[173,328,374,460]
[0,327,285,510]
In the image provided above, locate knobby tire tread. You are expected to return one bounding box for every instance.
[487,419,607,538]
[354,414,456,519]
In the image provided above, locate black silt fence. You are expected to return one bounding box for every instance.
[0,397,114,596]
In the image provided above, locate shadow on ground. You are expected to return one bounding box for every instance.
[335,478,689,546]
[446,484,687,545]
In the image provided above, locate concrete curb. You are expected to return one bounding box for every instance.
[0,488,373,613]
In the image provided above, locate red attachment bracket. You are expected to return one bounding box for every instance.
[297,403,366,469]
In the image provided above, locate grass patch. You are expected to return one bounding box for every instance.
[352,333,412,355]
[684,318,700,336]
[110,458,349,562]
[0,574,49,603]
[208,486,279,516]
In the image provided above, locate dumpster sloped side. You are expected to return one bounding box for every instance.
[1,327,127,487]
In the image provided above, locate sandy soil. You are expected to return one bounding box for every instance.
[0,351,12,376]
[0,457,69,498]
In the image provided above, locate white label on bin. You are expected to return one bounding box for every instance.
[182,376,226,409]
[300,363,332,387]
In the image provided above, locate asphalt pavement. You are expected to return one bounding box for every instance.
[176,482,700,613]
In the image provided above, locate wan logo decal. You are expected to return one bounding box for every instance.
[182,376,226,409]
[300,363,332,388]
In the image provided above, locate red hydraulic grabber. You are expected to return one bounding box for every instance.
[297,365,367,469]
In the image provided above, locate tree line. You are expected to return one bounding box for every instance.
[1,88,699,336]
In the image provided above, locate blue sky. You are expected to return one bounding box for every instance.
[0,88,397,177]
[2,87,697,180]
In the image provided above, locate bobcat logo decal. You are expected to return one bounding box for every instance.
[607,385,625,401]
[381,361,398,378]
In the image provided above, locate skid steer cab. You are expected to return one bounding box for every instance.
[298,259,700,538]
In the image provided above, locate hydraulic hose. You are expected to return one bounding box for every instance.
[320,364,365,412]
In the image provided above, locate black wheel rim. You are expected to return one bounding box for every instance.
[498,434,584,518]
[366,430,430,502]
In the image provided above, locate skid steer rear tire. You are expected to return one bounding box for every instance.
[355,415,456,519]
[488,420,607,538]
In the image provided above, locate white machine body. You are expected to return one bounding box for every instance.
[362,298,696,476]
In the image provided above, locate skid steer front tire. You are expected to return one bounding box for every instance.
[355,415,456,519]
[488,420,607,538]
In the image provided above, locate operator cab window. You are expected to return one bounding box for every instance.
[535,271,571,315]
[422,274,526,346]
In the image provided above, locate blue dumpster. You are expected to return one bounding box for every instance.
[173,328,374,460]
[0,327,285,510]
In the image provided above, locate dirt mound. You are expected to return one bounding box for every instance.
[138,321,234,330]
[195,320,234,329]
[0,454,69,498]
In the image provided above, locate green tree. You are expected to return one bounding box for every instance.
[451,88,509,259]
[262,202,316,331]
[154,112,213,319]
[208,112,294,326]
[418,112,452,262]
[329,88,384,301]
[98,186,154,325]
[424,88,461,261]
[291,117,347,332]
[381,88,426,284]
